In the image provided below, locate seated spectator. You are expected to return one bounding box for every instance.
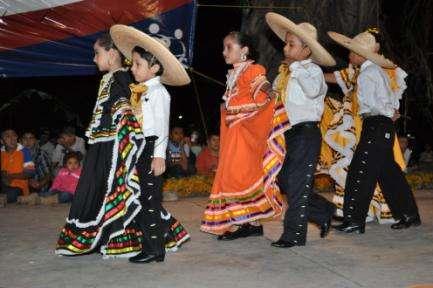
[1,129,35,203]
[190,130,203,157]
[398,135,412,169]
[39,128,56,161]
[21,131,52,194]
[196,133,220,176]
[165,126,196,178]
[52,126,86,175]
[46,152,82,203]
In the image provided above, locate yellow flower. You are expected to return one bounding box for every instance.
[163,175,214,197]
[406,172,433,190]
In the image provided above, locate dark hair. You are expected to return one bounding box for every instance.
[96,33,125,63]
[60,126,76,136]
[132,46,164,76]
[38,127,50,138]
[96,33,116,51]
[21,130,37,140]
[170,126,184,132]
[63,151,82,166]
[207,133,219,140]
[1,128,16,139]
[364,28,382,52]
[226,31,259,61]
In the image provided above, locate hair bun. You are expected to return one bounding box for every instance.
[366,27,380,35]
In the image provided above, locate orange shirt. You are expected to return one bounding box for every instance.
[196,147,218,175]
[1,149,30,195]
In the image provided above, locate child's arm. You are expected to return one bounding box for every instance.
[151,90,170,176]
[50,169,63,191]
[22,147,35,177]
[290,62,324,98]
[324,73,337,84]
[76,138,86,159]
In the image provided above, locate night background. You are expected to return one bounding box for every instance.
[2,2,433,286]
[1,0,432,148]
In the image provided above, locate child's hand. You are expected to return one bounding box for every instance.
[391,110,401,122]
[29,179,40,189]
[182,137,192,147]
[151,157,166,176]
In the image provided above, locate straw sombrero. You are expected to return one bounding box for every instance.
[265,12,336,67]
[327,31,396,69]
[110,24,190,86]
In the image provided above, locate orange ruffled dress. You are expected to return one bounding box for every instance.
[201,61,285,235]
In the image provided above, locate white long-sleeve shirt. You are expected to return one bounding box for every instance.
[273,59,327,126]
[140,76,170,159]
[357,60,404,118]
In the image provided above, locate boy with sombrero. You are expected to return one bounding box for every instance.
[265,12,337,248]
[327,30,420,234]
[321,30,410,226]
[110,24,190,263]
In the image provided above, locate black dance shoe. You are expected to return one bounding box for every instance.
[271,239,304,248]
[320,206,336,238]
[129,251,165,264]
[217,224,263,241]
[320,218,332,238]
[332,215,344,222]
[333,222,365,234]
[391,214,421,230]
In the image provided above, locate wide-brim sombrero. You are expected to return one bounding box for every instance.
[327,31,396,69]
[265,12,336,67]
[110,24,190,86]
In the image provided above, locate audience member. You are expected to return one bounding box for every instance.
[1,129,35,203]
[398,135,412,169]
[39,128,56,160]
[47,152,82,203]
[196,133,219,176]
[52,126,86,175]
[21,131,52,194]
[166,126,196,178]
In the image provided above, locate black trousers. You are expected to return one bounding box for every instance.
[343,116,419,223]
[135,137,165,255]
[278,122,335,244]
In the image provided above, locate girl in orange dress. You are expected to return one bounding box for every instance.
[201,31,286,240]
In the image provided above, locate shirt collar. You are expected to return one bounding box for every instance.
[102,67,125,81]
[360,60,374,72]
[1,143,23,152]
[143,76,161,87]
[288,58,313,71]
[299,58,313,65]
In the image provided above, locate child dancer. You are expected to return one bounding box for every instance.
[56,32,187,262]
[322,30,408,224]
[200,31,284,240]
[265,13,337,248]
[55,32,147,258]
[110,24,190,263]
[327,30,420,233]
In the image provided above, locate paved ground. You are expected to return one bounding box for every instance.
[1,191,433,288]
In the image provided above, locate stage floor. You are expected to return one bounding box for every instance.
[1,191,432,288]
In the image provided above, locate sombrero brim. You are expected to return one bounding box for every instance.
[327,31,396,69]
[265,12,336,67]
[110,25,190,86]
